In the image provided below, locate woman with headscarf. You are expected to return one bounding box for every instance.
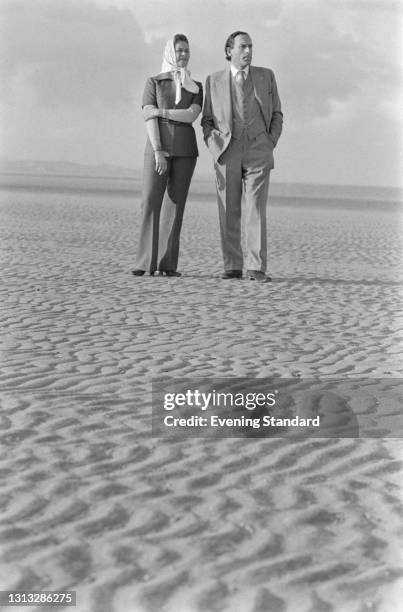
[132,34,203,277]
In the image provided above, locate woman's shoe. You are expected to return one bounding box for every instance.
[131,269,145,276]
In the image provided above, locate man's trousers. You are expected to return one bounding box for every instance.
[214,132,272,272]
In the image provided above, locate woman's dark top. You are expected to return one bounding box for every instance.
[142,73,203,157]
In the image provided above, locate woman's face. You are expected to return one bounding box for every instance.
[175,41,190,68]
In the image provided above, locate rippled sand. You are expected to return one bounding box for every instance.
[1,189,403,611]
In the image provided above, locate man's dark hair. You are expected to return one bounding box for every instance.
[224,31,250,61]
[173,34,189,46]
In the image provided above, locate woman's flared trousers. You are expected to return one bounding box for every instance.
[135,153,196,272]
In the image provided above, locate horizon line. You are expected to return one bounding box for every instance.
[1,158,402,192]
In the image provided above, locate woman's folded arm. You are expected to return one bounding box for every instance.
[143,104,201,124]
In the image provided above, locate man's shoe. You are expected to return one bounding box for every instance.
[221,269,243,279]
[132,270,157,276]
[160,270,182,277]
[246,270,272,283]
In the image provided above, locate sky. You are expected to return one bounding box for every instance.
[1,0,402,186]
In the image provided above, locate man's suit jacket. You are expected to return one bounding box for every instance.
[201,66,283,164]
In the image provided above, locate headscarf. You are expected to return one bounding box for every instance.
[160,38,199,104]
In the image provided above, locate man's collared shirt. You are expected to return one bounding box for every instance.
[230,65,250,80]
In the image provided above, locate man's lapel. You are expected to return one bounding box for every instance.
[217,68,232,128]
[250,66,268,121]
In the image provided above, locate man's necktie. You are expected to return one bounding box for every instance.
[235,70,245,89]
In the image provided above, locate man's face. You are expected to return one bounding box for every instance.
[228,34,253,70]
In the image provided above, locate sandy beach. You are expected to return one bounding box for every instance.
[1,183,403,612]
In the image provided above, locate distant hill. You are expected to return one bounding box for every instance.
[1,158,402,204]
[0,158,140,179]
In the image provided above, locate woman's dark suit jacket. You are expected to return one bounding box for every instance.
[142,73,203,157]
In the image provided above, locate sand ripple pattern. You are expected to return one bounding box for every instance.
[1,192,403,611]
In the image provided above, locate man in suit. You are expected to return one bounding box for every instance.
[201,31,283,282]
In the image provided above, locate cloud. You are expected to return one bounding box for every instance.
[262,0,402,122]
[1,0,401,186]
[3,0,399,120]
[1,0,161,108]
[334,0,403,12]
